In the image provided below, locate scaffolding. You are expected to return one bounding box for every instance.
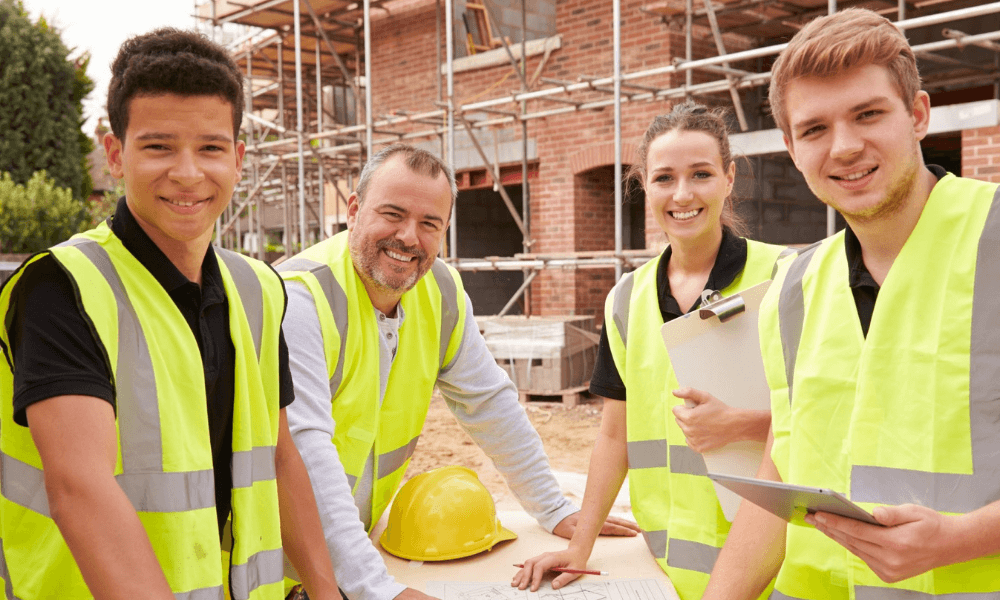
[197,0,1000,314]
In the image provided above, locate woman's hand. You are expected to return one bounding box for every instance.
[671,387,769,452]
[512,547,589,591]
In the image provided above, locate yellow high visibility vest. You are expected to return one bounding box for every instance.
[761,173,1000,599]
[605,238,788,600]
[0,222,285,600]
[277,231,466,530]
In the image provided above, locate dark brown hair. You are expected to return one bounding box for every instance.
[107,28,244,142]
[628,102,747,236]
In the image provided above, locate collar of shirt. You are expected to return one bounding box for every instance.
[844,164,947,292]
[107,197,226,304]
[654,226,748,322]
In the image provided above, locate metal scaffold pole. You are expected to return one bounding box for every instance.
[827,0,837,237]
[294,0,307,250]
[364,0,373,161]
[613,0,623,281]
[446,0,456,260]
[278,41,292,258]
[521,0,531,315]
[316,38,326,240]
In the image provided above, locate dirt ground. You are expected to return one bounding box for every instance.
[402,392,604,508]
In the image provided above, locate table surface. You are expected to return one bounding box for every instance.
[369,511,678,599]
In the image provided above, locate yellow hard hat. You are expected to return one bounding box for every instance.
[379,466,517,561]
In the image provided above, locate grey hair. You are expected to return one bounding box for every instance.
[356,143,458,205]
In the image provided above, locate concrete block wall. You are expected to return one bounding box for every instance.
[963,126,1000,183]
[740,156,828,244]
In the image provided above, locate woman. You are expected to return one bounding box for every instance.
[512,102,788,600]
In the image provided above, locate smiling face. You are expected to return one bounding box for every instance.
[783,64,930,224]
[105,93,244,257]
[645,129,735,246]
[347,154,453,313]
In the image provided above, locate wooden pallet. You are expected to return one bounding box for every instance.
[517,384,590,407]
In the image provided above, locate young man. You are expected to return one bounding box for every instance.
[702,9,1000,599]
[278,143,640,600]
[0,28,338,600]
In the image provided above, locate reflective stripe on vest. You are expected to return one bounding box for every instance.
[612,246,798,353]
[776,243,820,407]
[0,231,283,600]
[277,233,465,534]
[61,237,163,471]
[278,255,456,484]
[0,537,24,600]
[230,549,285,600]
[218,249,264,359]
[772,590,1000,600]
[276,257,349,396]
[776,187,1000,513]
[613,239,786,600]
[378,436,421,479]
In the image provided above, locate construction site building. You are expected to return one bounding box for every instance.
[196,0,1000,327]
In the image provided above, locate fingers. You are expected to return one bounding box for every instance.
[529,558,549,592]
[551,572,581,590]
[511,555,554,591]
[599,522,640,536]
[812,511,896,545]
[673,387,713,406]
[872,504,924,527]
[595,515,641,536]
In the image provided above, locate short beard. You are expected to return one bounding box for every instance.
[350,236,430,295]
[831,139,921,225]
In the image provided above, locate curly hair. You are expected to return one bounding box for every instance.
[107,27,244,142]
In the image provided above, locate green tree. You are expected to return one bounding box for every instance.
[0,0,94,201]
[0,171,91,253]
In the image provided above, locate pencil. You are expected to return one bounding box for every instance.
[513,564,609,576]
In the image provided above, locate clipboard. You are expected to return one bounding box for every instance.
[660,280,772,520]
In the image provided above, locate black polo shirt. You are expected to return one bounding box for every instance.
[846,164,947,336]
[4,197,295,537]
[590,228,748,400]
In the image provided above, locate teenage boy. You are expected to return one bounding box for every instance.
[702,9,1000,599]
[0,28,338,600]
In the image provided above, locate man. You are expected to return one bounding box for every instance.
[279,143,640,600]
[702,8,1000,599]
[0,28,338,600]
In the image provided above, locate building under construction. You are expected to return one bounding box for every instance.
[196,0,1000,322]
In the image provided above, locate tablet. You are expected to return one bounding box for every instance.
[708,473,884,527]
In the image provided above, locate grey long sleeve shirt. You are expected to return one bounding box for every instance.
[283,280,578,600]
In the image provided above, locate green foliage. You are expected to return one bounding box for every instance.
[0,0,95,201]
[92,178,125,224]
[0,170,91,253]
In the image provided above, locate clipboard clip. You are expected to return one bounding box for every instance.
[698,289,746,323]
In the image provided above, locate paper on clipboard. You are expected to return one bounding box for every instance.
[660,280,772,521]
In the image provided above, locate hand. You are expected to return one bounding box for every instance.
[551,512,641,539]
[394,587,439,600]
[806,504,960,583]
[511,547,588,591]
[671,387,740,453]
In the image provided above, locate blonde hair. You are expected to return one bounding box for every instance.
[769,8,921,137]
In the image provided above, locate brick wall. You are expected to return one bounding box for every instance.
[369,0,761,324]
[963,126,1000,183]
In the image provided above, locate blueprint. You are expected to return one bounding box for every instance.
[426,579,677,600]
